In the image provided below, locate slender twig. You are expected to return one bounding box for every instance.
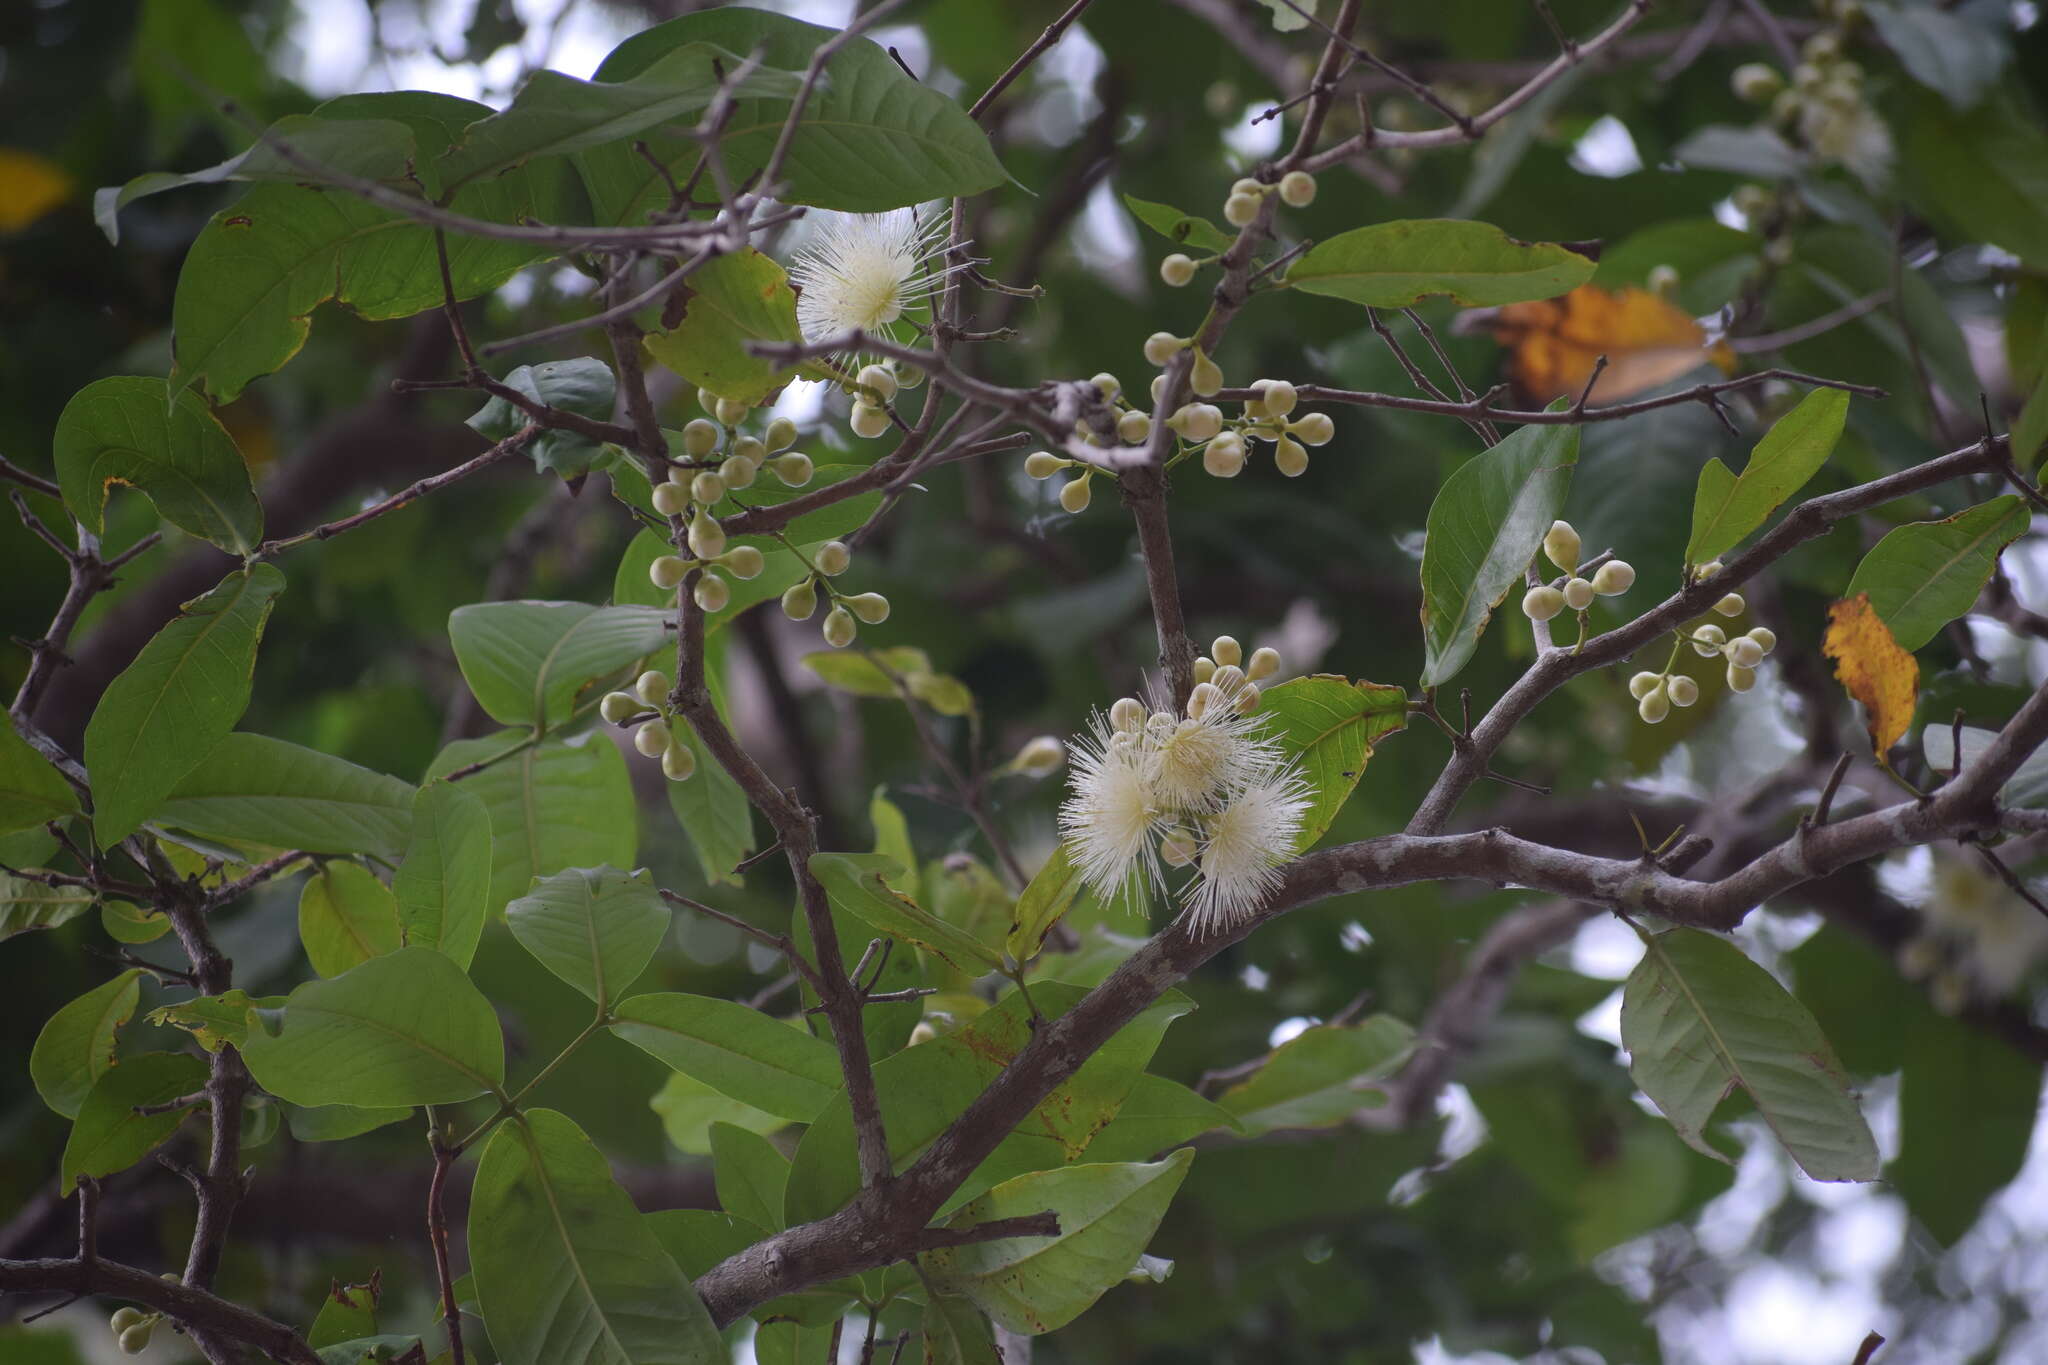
[968,0,1098,122]
[660,888,826,995]
[255,430,537,558]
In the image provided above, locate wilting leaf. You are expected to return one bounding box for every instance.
[1823,593,1919,758]
[1493,284,1735,405]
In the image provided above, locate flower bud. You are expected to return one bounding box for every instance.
[1025,450,1063,479]
[894,361,926,389]
[731,436,765,465]
[119,1323,155,1355]
[1647,264,1680,299]
[1543,520,1581,574]
[601,690,640,723]
[1203,433,1245,477]
[1210,635,1243,667]
[1628,671,1662,699]
[1726,663,1757,693]
[1186,681,1223,721]
[1210,664,1248,698]
[1278,170,1317,206]
[1591,560,1635,595]
[634,670,670,706]
[1638,687,1671,724]
[694,572,730,612]
[823,605,858,648]
[1160,253,1197,287]
[1275,436,1309,477]
[687,515,726,560]
[1246,646,1280,681]
[681,418,720,457]
[1712,592,1746,617]
[714,396,750,427]
[816,541,852,576]
[1190,350,1224,398]
[1732,62,1784,103]
[1160,829,1200,867]
[111,1307,146,1334]
[1171,403,1224,442]
[770,452,814,486]
[649,555,689,590]
[1727,636,1764,669]
[765,416,799,451]
[690,470,725,504]
[782,579,818,620]
[1118,410,1152,444]
[1110,697,1146,731]
[661,740,696,781]
[1522,585,1565,621]
[652,482,688,517]
[1291,411,1335,446]
[719,454,757,489]
[1144,332,1184,367]
[1230,177,1264,198]
[1192,656,1216,684]
[1667,674,1700,707]
[1746,626,1777,654]
[1089,372,1121,401]
[1060,473,1093,513]
[847,591,891,624]
[1563,577,1595,611]
[1256,379,1298,417]
[1013,735,1065,778]
[1691,623,1726,657]
[1695,559,1724,579]
[1237,682,1262,713]
[720,545,764,580]
[635,720,672,757]
[1223,191,1260,226]
[856,363,898,404]
[849,401,891,439]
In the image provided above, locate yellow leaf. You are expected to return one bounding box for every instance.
[0,148,73,232]
[1823,593,1919,758]
[1493,284,1735,405]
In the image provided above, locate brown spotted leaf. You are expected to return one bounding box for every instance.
[1823,593,1919,758]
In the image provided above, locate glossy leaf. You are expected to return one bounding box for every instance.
[1684,387,1848,566]
[506,865,668,1008]
[158,733,414,858]
[710,1120,789,1232]
[394,781,493,969]
[447,601,670,729]
[1254,676,1407,850]
[1622,927,1879,1181]
[1287,220,1594,309]
[643,248,822,404]
[610,991,843,1121]
[466,357,617,479]
[1217,1017,1415,1135]
[470,1108,724,1365]
[298,861,401,978]
[241,947,505,1108]
[60,1051,209,1190]
[811,851,1003,974]
[1842,496,2028,651]
[920,1151,1194,1335]
[84,564,285,844]
[1122,194,1234,253]
[52,376,263,554]
[1418,418,1579,688]
[0,712,78,836]
[30,969,143,1118]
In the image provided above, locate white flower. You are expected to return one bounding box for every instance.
[789,208,958,348]
[1059,713,1165,906]
[1181,768,1311,938]
[1142,684,1282,813]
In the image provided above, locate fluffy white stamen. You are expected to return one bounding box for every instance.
[1182,768,1311,937]
[788,208,959,348]
[1059,714,1165,906]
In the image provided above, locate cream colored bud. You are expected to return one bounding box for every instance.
[1278,170,1317,206]
[719,455,757,490]
[649,555,689,590]
[720,545,765,580]
[849,401,891,439]
[687,516,726,560]
[1246,646,1280,681]
[823,605,858,648]
[1237,682,1261,713]
[119,1323,155,1356]
[1059,473,1093,513]
[1025,450,1063,479]
[1160,829,1199,868]
[694,573,730,612]
[1726,663,1757,693]
[1691,623,1726,657]
[1161,253,1197,287]
[766,416,799,451]
[1667,674,1700,707]
[856,364,898,404]
[1118,410,1152,444]
[1203,433,1246,477]
[652,482,689,517]
[816,541,852,576]
[1712,592,1746,617]
[1191,656,1216,684]
[1150,374,1170,405]
[681,419,720,457]
[1091,372,1121,400]
[1144,332,1184,367]
[690,470,725,504]
[110,1308,146,1334]
[634,670,671,706]
[1275,437,1309,478]
[1256,379,1298,417]
[1014,735,1065,778]
[1291,411,1335,446]
[1210,635,1243,667]
[770,452,814,486]
[1628,671,1662,699]
[1563,577,1595,611]
[1223,191,1260,226]
[1695,559,1724,579]
[847,592,890,624]
[1186,681,1223,721]
[1732,62,1784,103]
[1210,664,1248,698]
[1172,403,1224,442]
[1727,637,1764,668]
[1647,264,1680,299]
[714,396,750,427]
[601,690,640,723]
[662,740,696,781]
[1638,687,1671,724]
[1543,520,1581,574]
[1522,585,1565,621]
[1590,560,1636,595]
[782,579,818,620]
[1230,177,1264,198]
[1110,696,1146,732]
[1191,350,1224,397]
[731,437,765,465]
[1746,626,1777,654]
[895,362,926,389]
[635,720,672,757]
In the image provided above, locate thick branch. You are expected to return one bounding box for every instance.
[0,1256,319,1365]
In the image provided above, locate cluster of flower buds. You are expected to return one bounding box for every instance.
[1519,520,1636,624]
[1155,172,1317,290]
[1190,634,1281,713]
[600,670,698,782]
[1624,562,1779,724]
[110,1306,159,1355]
[845,360,925,440]
[778,539,889,648]
[1728,9,1888,186]
[646,392,817,613]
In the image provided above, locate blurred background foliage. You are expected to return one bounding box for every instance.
[3,0,2048,1361]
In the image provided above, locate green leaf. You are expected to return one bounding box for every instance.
[1286,220,1594,309]
[801,647,976,717]
[0,712,78,836]
[1590,219,1761,314]
[100,900,170,945]
[84,564,285,844]
[1122,195,1235,254]
[506,865,668,1008]
[810,852,1004,974]
[924,853,1010,965]
[580,9,1003,221]
[241,947,506,1108]
[923,1294,1002,1365]
[1621,927,1878,1181]
[665,720,755,887]
[649,1070,785,1155]
[1672,124,1807,179]
[1865,1,2009,111]
[285,1103,413,1143]
[51,376,262,554]
[643,248,828,404]
[1418,418,1580,688]
[710,1120,790,1232]
[1842,496,2029,651]
[0,877,96,942]
[1895,1010,2040,1243]
[610,991,843,1121]
[148,989,283,1053]
[1899,88,2048,271]
[448,601,670,729]
[30,969,144,1118]
[395,781,493,969]
[1080,1074,1239,1164]
[1004,844,1103,964]
[426,732,639,916]
[2016,366,2048,471]
[470,1109,725,1365]
[308,1280,381,1351]
[314,1334,425,1365]
[466,358,618,479]
[919,1151,1194,1336]
[1254,676,1407,850]
[1217,1017,1415,1136]
[1684,387,1849,566]
[1924,723,2048,807]
[298,861,402,978]
[60,1052,208,1190]
[158,733,415,858]
[871,790,921,902]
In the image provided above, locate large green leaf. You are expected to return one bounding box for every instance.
[1005,844,1103,964]
[1865,1,2009,110]
[394,781,493,969]
[665,719,755,887]
[1684,387,1848,567]
[810,851,1003,974]
[919,1151,1194,1335]
[1286,220,1594,309]
[52,377,263,554]
[644,249,834,403]
[1842,496,2029,652]
[922,1294,1001,1365]
[0,713,78,836]
[506,865,668,1008]
[580,9,1004,221]
[1895,1010,2040,1243]
[1217,1017,1416,1136]
[1899,87,2048,270]
[426,731,638,915]
[710,1120,790,1232]
[649,1070,785,1156]
[1080,1074,1238,1164]
[448,602,670,729]
[30,969,144,1118]
[83,564,285,844]
[0,877,96,942]
[1122,195,1235,253]
[1254,676,1407,850]
[608,991,843,1121]
[1621,927,1878,1181]
[1418,419,1580,688]
[59,1051,209,1191]
[298,861,401,978]
[158,733,414,858]
[242,947,506,1108]
[801,647,975,717]
[466,358,618,479]
[470,1108,724,1365]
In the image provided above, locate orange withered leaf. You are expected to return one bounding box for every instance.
[1492,284,1736,406]
[1822,593,1919,759]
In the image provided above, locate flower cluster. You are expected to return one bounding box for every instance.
[1626,563,1779,724]
[109,1306,159,1355]
[1059,638,1305,937]
[601,670,698,783]
[1728,11,1890,186]
[648,390,813,614]
[778,537,890,649]
[1897,847,2048,1014]
[1519,519,1636,625]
